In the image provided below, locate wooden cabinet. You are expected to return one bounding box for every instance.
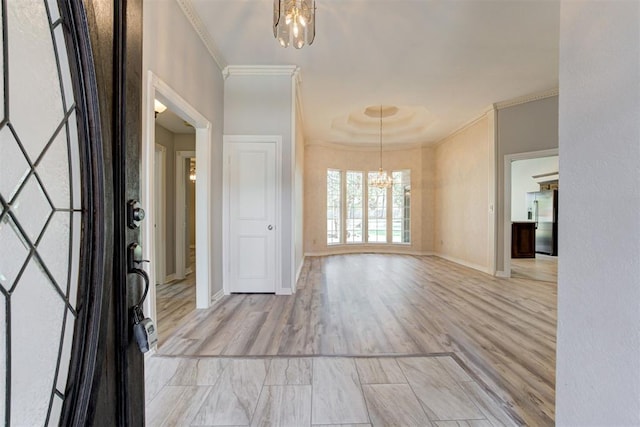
[512,222,536,258]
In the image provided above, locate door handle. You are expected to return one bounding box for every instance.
[268,225,273,230]
[127,242,157,352]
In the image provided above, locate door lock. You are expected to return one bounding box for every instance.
[127,199,145,229]
[268,225,273,230]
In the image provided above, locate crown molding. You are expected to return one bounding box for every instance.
[433,107,494,147]
[305,140,425,152]
[175,0,227,71]
[495,87,559,110]
[222,65,300,80]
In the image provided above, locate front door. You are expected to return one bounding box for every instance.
[0,0,145,425]
[227,141,277,293]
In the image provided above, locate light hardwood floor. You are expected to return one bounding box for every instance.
[155,254,557,426]
[145,355,515,427]
[156,274,196,347]
[156,248,197,346]
[511,254,558,283]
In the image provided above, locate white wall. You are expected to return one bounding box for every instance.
[143,0,224,296]
[224,73,294,290]
[556,1,640,424]
[511,156,558,221]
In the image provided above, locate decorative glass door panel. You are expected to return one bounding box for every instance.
[0,1,96,425]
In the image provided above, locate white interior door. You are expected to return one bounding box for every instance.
[228,142,277,293]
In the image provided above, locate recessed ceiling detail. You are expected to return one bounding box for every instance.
[330,105,436,145]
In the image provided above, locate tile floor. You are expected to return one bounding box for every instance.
[145,355,516,427]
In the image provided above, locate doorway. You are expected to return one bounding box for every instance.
[504,149,559,280]
[152,107,198,345]
[142,72,212,352]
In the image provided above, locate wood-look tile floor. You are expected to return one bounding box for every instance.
[152,254,557,426]
[145,355,515,427]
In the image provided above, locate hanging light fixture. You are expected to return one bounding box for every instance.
[154,99,167,118]
[370,105,393,189]
[273,0,316,49]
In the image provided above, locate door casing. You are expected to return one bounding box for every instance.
[141,71,213,321]
[502,148,559,277]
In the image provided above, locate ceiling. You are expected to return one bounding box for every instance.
[189,0,560,146]
[156,106,195,134]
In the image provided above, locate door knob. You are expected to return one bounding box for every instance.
[268,225,273,230]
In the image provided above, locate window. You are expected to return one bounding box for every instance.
[327,169,341,244]
[392,170,411,243]
[367,171,387,243]
[346,171,363,243]
[326,169,411,245]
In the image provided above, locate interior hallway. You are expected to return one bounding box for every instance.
[151,254,556,425]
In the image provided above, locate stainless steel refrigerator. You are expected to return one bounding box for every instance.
[526,190,558,256]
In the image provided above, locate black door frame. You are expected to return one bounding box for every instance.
[58,0,145,425]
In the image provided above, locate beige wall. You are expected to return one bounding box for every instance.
[304,144,427,255]
[294,106,305,280]
[421,146,436,252]
[434,116,491,271]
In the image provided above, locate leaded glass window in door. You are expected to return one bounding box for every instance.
[0,1,88,424]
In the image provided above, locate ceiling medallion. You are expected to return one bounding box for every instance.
[273,0,316,49]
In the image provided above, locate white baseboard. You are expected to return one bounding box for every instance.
[276,288,293,296]
[495,270,510,278]
[164,273,176,283]
[434,253,491,275]
[185,267,193,275]
[299,250,494,276]
[304,248,430,257]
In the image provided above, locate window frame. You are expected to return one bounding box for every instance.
[326,168,411,246]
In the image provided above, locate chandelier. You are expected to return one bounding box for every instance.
[273,0,316,49]
[370,105,393,189]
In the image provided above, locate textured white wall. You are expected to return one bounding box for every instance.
[556,1,640,424]
[143,0,225,296]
